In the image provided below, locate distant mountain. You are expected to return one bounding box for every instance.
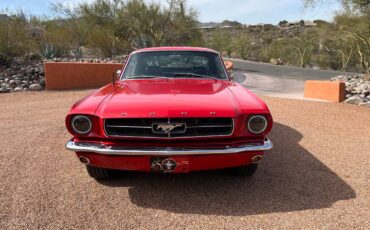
[0,14,9,20]
[197,20,242,29]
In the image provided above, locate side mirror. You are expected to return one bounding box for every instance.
[116,70,122,78]
[113,70,121,85]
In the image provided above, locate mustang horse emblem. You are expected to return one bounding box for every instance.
[156,124,183,133]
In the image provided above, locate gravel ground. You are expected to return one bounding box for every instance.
[0,90,369,229]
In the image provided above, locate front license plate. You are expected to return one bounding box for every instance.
[150,157,189,173]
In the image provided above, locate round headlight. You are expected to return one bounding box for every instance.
[71,115,92,135]
[247,115,268,134]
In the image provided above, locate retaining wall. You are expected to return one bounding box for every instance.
[45,62,123,90]
[304,80,346,102]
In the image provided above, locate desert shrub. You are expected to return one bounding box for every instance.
[233,33,251,60]
[207,29,231,54]
[51,0,201,55]
[39,22,75,59]
[87,26,127,57]
[115,0,201,48]
[0,12,34,65]
[263,38,296,65]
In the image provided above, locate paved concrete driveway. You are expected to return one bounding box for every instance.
[227,58,352,99]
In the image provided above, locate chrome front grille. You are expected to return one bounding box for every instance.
[104,118,233,138]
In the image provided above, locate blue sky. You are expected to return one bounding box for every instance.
[0,0,340,24]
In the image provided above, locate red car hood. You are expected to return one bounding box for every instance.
[95,78,266,118]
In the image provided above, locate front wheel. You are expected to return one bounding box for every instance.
[85,165,111,180]
[232,164,258,177]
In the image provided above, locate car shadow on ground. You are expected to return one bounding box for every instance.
[99,123,356,216]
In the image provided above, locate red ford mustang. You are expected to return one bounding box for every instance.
[65,47,273,179]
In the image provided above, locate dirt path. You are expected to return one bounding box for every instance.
[0,90,369,229]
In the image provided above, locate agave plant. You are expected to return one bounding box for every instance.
[39,43,58,60]
[72,47,84,59]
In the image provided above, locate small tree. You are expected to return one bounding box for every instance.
[290,29,318,67]
[304,0,370,73]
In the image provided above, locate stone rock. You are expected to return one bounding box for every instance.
[9,79,15,85]
[0,88,10,93]
[346,85,355,91]
[39,78,45,86]
[13,87,22,92]
[344,96,363,105]
[29,83,43,91]
[359,84,368,90]
[358,102,367,106]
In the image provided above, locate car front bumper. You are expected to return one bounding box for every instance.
[65,138,273,156]
[66,138,272,172]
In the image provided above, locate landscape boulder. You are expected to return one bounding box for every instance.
[29,83,43,91]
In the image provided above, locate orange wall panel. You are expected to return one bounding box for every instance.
[224,61,233,70]
[45,62,123,90]
[304,80,345,102]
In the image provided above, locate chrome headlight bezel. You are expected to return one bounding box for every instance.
[247,115,268,134]
[71,115,92,135]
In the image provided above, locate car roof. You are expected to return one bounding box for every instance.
[131,46,219,54]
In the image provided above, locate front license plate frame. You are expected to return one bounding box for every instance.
[150,156,189,173]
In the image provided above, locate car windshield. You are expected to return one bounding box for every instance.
[122,51,228,80]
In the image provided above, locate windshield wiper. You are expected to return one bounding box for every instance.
[173,73,219,80]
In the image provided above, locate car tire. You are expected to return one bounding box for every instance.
[85,165,111,180]
[232,163,258,177]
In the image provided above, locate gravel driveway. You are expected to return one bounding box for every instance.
[0,90,369,229]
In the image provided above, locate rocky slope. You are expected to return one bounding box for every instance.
[0,58,122,93]
[0,60,45,93]
[331,75,370,107]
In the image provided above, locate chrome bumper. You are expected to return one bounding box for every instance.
[65,138,273,156]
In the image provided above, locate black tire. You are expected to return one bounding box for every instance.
[232,163,258,177]
[85,165,111,180]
